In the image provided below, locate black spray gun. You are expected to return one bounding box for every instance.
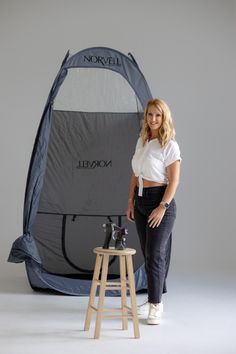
[102,223,128,250]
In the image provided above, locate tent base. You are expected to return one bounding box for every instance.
[25,259,147,296]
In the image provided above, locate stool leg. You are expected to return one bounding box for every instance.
[126,255,140,339]
[94,254,109,339]
[84,254,103,331]
[120,255,128,330]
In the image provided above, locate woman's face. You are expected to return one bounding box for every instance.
[146,105,163,133]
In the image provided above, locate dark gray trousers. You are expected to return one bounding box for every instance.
[134,186,176,303]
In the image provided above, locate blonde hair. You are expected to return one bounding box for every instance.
[140,98,176,148]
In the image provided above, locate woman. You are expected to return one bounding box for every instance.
[126,98,182,325]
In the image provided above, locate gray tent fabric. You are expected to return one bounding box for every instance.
[8,47,152,295]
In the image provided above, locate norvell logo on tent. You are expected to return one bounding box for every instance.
[83,55,121,66]
[76,160,112,169]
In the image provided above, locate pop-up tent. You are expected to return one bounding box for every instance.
[8,47,153,295]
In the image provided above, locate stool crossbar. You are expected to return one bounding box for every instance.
[84,247,140,339]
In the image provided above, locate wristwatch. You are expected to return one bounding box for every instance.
[160,201,170,210]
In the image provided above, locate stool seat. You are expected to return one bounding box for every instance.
[94,246,136,256]
[84,246,140,339]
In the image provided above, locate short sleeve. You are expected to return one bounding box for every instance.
[131,136,143,176]
[134,136,142,152]
[163,140,182,167]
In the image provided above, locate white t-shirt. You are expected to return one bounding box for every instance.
[131,137,182,196]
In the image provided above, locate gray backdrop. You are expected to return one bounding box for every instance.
[0,0,236,281]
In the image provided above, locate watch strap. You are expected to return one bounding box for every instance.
[160,201,170,209]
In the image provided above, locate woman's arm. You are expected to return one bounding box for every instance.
[126,173,138,222]
[148,160,181,228]
[160,160,181,204]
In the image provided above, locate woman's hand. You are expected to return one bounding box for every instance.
[148,206,166,228]
[126,200,135,222]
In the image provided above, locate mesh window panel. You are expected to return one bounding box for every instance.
[54,68,143,113]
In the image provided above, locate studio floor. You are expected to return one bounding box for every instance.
[0,272,235,354]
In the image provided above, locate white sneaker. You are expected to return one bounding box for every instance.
[135,299,163,316]
[128,299,149,316]
[147,303,163,325]
[137,299,149,316]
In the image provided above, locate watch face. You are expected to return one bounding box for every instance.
[164,203,169,209]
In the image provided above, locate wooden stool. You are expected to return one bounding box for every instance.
[84,247,140,339]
